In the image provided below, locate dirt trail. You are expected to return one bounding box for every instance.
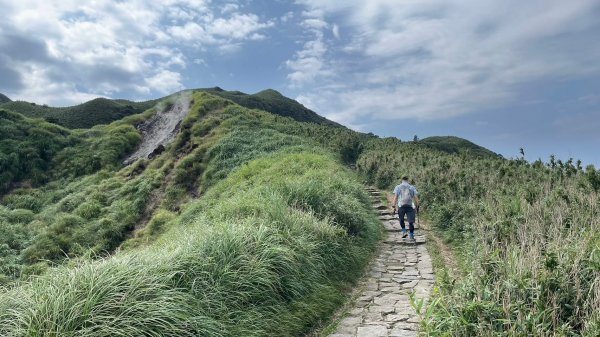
[328,187,434,337]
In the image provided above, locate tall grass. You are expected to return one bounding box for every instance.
[357,137,600,336]
[0,150,380,336]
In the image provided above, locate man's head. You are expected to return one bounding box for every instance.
[402,176,409,182]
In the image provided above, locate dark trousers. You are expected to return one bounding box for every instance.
[398,206,415,234]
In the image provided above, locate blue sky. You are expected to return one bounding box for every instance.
[1,0,599,166]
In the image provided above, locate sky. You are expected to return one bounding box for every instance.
[1,0,599,166]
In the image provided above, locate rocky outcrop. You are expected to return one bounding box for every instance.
[124,92,191,165]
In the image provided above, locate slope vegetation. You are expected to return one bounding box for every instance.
[0,91,379,336]
[1,87,598,336]
[357,138,600,335]
[0,110,75,193]
[0,97,158,129]
[419,135,499,158]
[200,87,341,127]
[0,93,10,104]
[0,88,339,130]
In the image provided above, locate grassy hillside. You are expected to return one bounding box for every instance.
[198,87,342,127]
[0,98,158,129]
[0,91,379,336]
[0,110,75,193]
[419,135,500,158]
[1,87,598,336]
[0,93,10,104]
[357,138,600,335]
[0,88,340,130]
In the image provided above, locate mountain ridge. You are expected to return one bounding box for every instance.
[0,93,11,104]
[0,88,340,129]
[1,89,500,159]
[419,135,500,158]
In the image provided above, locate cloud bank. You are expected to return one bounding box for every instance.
[0,0,274,105]
[289,0,600,126]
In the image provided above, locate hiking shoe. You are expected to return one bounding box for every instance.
[409,235,415,240]
[402,230,408,238]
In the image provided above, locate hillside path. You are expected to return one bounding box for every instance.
[328,187,434,337]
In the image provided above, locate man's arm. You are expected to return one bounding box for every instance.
[412,186,420,209]
[392,194,398,212]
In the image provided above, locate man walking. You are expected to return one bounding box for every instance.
[392,176,420,240]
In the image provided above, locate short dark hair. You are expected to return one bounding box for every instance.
[402,176,409,181]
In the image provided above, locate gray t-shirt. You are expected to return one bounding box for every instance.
[393,182,418,207]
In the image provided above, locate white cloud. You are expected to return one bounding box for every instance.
[144,70,184,94]
[302,18,328,31]
[208,13,274,39]
[168,22,214,43]
[286,39,331,86]
[285,10,333,87]
[280,11,294,23]
[193,58,207,66]
[0,0,274,105]
[291,0,600,123]
[220,3,239,14]
[332,24,340,39]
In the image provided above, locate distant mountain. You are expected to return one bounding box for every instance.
[0,93,11,104]
[0,97,158,129]
[0,88,341,129]
[200,87,342,127]
[419,136,500,158]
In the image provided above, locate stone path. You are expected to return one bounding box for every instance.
[329,187,434,337]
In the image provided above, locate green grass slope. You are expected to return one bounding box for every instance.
[419,135,500,158]
[0,110,76,193]
[199,87,342,127]
[358,138,600,335]
[2,87,597,336]
[0,88,339,130]
[0,91,379,336]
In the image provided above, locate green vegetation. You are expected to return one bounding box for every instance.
[197,87,341,127]
[0,88,338,130]
[0,110,75,193]
[0,150,379,336]
[0,91,380,335]
[2,86,597,336]
[357,138,600,336]
[0,93,10,104]
[0,97,158,129]
[419,136,500,158]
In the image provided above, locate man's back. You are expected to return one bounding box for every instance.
[394,181,417,207]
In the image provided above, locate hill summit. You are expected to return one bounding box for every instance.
[419,135,499,158]
[0,93,11,104]
[0,88,340,129]
[198,87,341,127]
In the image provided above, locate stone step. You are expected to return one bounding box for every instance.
[385,234,426,245]
[329,186,433,337]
